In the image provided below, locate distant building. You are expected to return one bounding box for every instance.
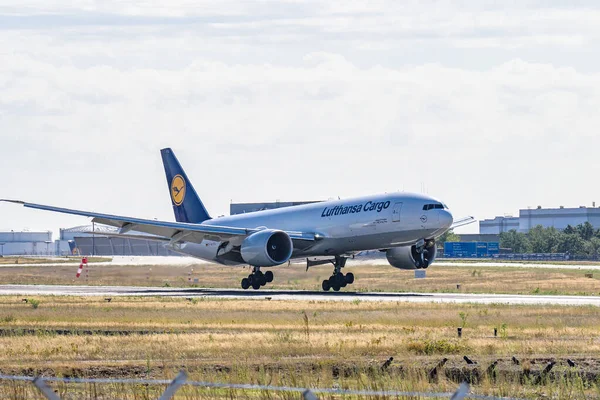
[480,205,600,234]
[230,201,322,215]
[479,217,520,234]
[0,231,54,256]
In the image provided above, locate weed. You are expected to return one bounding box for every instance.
[406,339,469,355]
[500,323,508,339]
[2,314,15,323]
[459,311,468,328]
[28,299,40,309]
[302,311,310,342]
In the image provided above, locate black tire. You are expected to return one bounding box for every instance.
[259,274,267,286]
[345,272,354,284]
[265,271,274,283]
[336,273,347,287]
[252,281,261,290]
[248,274,254,285]
[322,279,331,291]
[241,278,250,290]
[332,282,341,292]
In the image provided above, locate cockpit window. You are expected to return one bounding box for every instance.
[423,203,445,210]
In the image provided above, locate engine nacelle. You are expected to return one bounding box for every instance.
[386,243,437,270]
[240,229,293,267]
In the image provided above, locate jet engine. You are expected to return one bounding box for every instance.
[240,229,293,267]
[386,241,437,270]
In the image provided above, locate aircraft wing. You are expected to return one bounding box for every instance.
[0,200,317,243]
[450,216,476,230]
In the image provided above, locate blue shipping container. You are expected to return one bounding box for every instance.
[444,242,499,258]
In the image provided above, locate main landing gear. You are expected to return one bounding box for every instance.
[241,267,274,290]
[321,256,354,292]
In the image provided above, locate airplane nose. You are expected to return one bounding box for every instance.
[440,210,453,229]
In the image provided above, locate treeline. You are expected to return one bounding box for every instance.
[499,222,600,256]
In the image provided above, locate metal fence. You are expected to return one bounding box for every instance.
[0,371,523,400]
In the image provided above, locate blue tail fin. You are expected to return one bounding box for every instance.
[160,148,211,223]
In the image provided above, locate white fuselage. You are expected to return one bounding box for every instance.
[169,192,453,266]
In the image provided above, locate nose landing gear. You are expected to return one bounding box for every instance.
[321,256,354,291]
[241,267,274,290]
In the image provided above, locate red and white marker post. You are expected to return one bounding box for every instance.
[76,257,88,278]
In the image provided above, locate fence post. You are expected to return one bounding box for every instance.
[450,382,469,400]
[33,376,61,400]
[158,371,188,400]
[302,389,319,400]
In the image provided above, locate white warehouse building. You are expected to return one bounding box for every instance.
[0,231,54,256]
[480,205,600,234]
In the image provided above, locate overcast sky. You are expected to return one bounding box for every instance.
[1,1,600,237]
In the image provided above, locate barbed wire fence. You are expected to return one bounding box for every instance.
[0,371,523,400]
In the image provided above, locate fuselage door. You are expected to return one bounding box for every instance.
[392,202,403,222]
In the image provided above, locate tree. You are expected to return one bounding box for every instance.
[438,230,460,246]
[575,222,595,241]
[584,237,600,258]
[528,225,560,253]
[500,230,531,254]
[556,233,586,256]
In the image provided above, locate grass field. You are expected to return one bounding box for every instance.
[0,258,599,296]
[1,259,600,398]
[0,295,599,398]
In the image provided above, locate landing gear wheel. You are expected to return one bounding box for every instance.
[336,273,347,288]
[323,256,353,291]
[241,278,250,290]
[265,271,274,283]
[246,267,274,290]
[345,272,354,284]
[257,273,267,286]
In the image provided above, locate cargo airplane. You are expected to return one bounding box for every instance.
[1,148,473,291]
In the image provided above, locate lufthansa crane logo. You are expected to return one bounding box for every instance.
[171,175,186,206]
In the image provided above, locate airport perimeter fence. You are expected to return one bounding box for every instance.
[0,371,524,400]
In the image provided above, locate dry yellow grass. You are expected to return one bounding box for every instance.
[0,260,599,295]
[1,260,600,398]
[0,296,599,398]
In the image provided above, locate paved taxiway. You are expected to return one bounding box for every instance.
[1,285,599,306]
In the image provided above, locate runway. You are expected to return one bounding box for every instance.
[1,284,600,306]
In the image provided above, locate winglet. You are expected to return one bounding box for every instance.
[450,216,476,229]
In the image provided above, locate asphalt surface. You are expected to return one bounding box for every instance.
[1,284,600,305]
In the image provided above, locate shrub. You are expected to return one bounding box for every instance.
[28,299,40,309]
[406,339,470,355]
[2,314,15,323]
